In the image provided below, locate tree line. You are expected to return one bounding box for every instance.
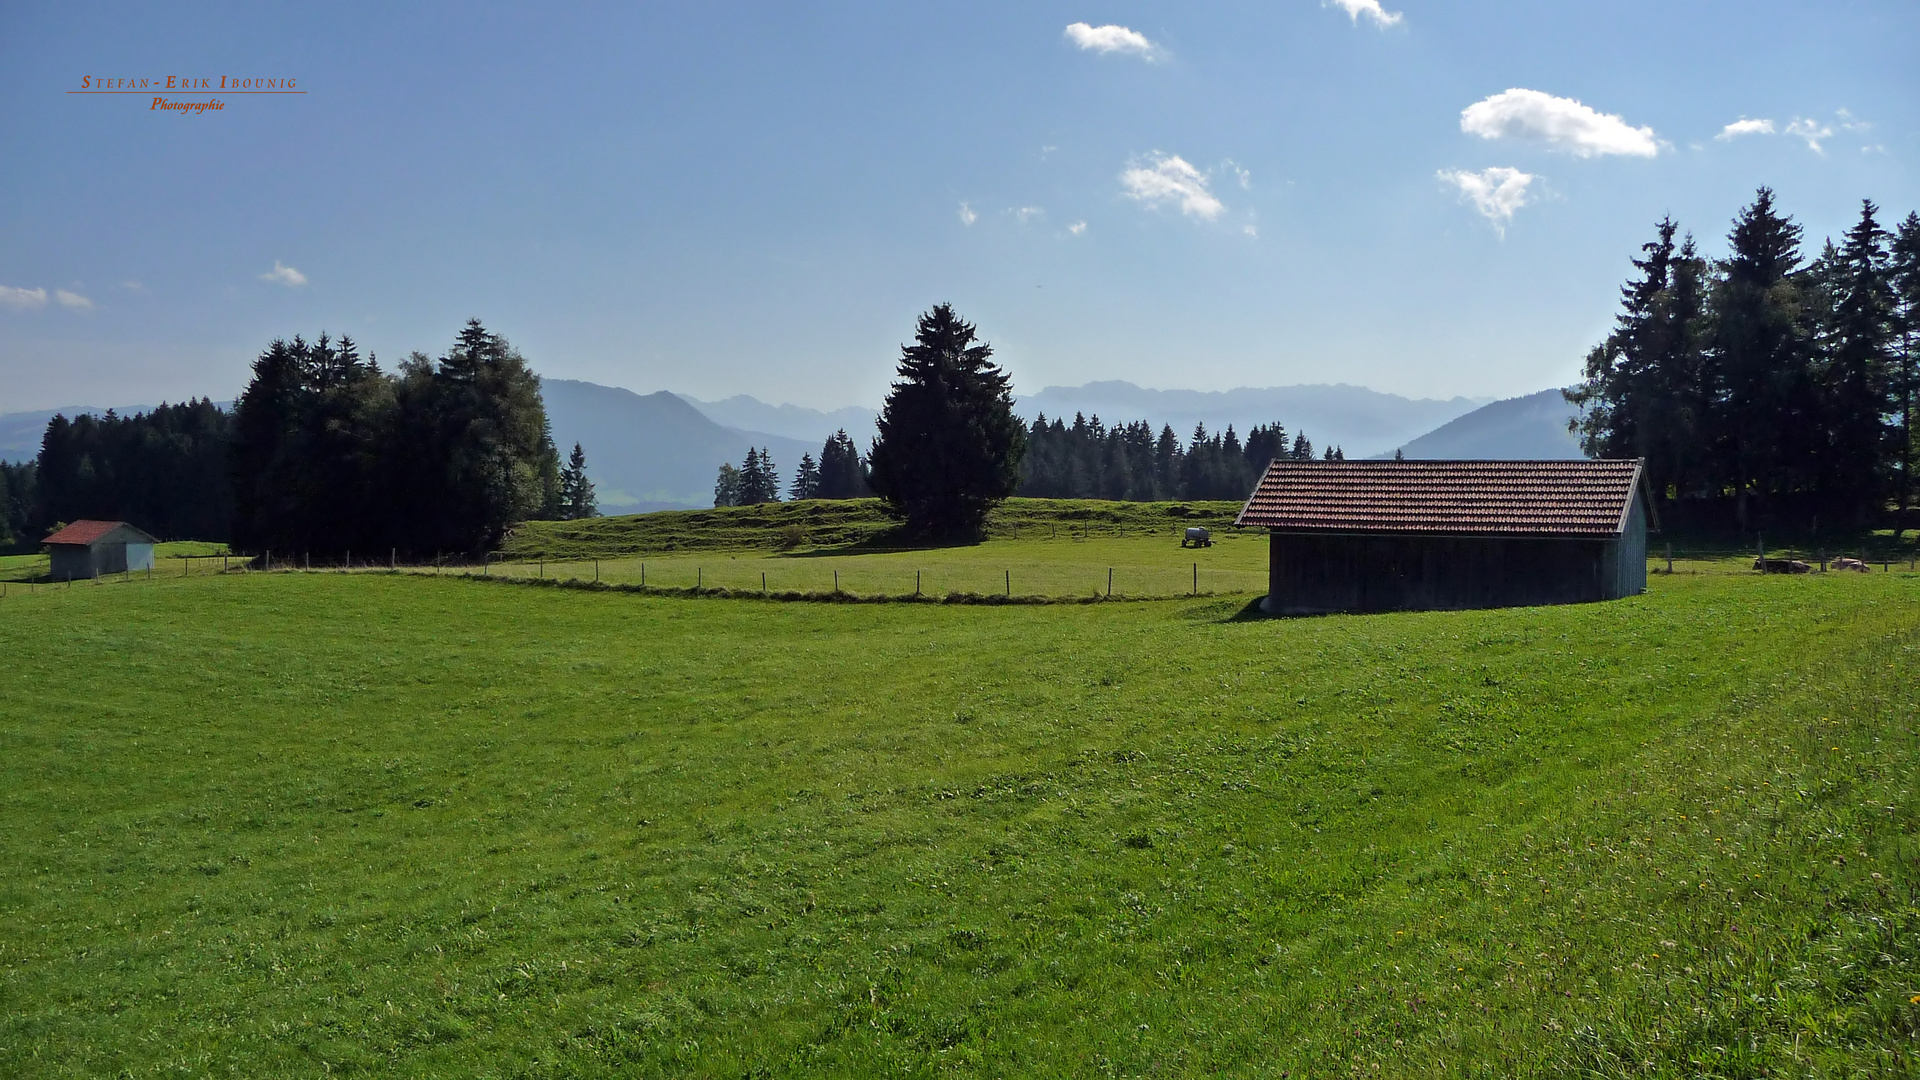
[3,320,597,556]
[1020,415,1338,501]
[713,429,869,506]
[715,411,1338,509]
[1570,188,1920,532]
[2,399,232,550]
[231,319,582,556]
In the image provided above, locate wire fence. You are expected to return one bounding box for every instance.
[416,555,1270,600]
[6,542,1915,601]
[1649,541,1919,576]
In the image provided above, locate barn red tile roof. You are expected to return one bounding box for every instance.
[1235,459,1644,537]
[42,519,156,546]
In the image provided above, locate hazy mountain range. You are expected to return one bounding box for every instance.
[1383,388,1584,460]
[0,379,1592,513]
[1014,381,1487,459]
[673,393,878,448]
[542,380,815,511]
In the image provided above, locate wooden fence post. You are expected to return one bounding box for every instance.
[1005,569,1010,597]
[1107,567,1113,597]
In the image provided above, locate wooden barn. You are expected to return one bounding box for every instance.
[1235,459,1651,615]
[43,520,159,581]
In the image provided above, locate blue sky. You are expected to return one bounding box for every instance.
[1,1,1914,412]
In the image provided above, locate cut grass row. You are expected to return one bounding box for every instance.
[3,566,1920,1075]
[478,531,1269,599]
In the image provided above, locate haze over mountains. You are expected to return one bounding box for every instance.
[0,379,1591,515]
[1384,389,1585,461]
[673,394,878,449]
[1014,382,1486,459]
[541,381,815,512]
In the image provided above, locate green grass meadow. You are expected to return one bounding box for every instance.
[4,542,1920,1075]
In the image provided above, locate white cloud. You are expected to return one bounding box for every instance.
[1120,153,1225,219]
[55,289,94,310]
[1715,118,1775,140]
[0,285,48,309]
[1015,206,1045,224]
[1064,22,1159,59]
[1460,88,1658,158]
[121,280,145,292]
[1068,221,1087,236]
[1439,167,1538,235]
[958,201,977,226]
[1243,224,1258,237]
[1325,0,1402,28]
[260,260,307,286]
[1786,118,1833,154]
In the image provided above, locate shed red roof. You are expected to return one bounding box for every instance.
[1235,459,1644,537]
[42,519,157,546]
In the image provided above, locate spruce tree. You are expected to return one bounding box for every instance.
[559,442,598,519]
[865,304,1025,535]
[1818,201,1896,523]
[734,447,780,504]
[1706,188,1813,527]
[1891,212,1920,531]
[1566,215,1714,501]
[817,430,868,498]
[789,452,821,500]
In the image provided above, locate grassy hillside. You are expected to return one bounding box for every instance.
[503,498,1250,558]
[4,568,1919,1075]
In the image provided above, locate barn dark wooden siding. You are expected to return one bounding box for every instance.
[1265,532,1643,615]
[1238,460,1649,616]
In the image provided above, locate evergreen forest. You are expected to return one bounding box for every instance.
[718,408,1339,509]
[3,320,593,557]
[1570,189,1920,532]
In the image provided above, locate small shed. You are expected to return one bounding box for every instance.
[1235,459,1651,615]
[43,520,159,581]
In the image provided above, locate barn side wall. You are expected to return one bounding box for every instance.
[94,543,131,575]
[48,545,95,582]
[1263,532,1621,615]
[1606,494,1648,600]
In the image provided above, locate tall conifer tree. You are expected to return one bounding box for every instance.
[866,304,1025,535]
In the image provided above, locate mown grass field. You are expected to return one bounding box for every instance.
[481,531,1268,599]
[4,553,1920,1076]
